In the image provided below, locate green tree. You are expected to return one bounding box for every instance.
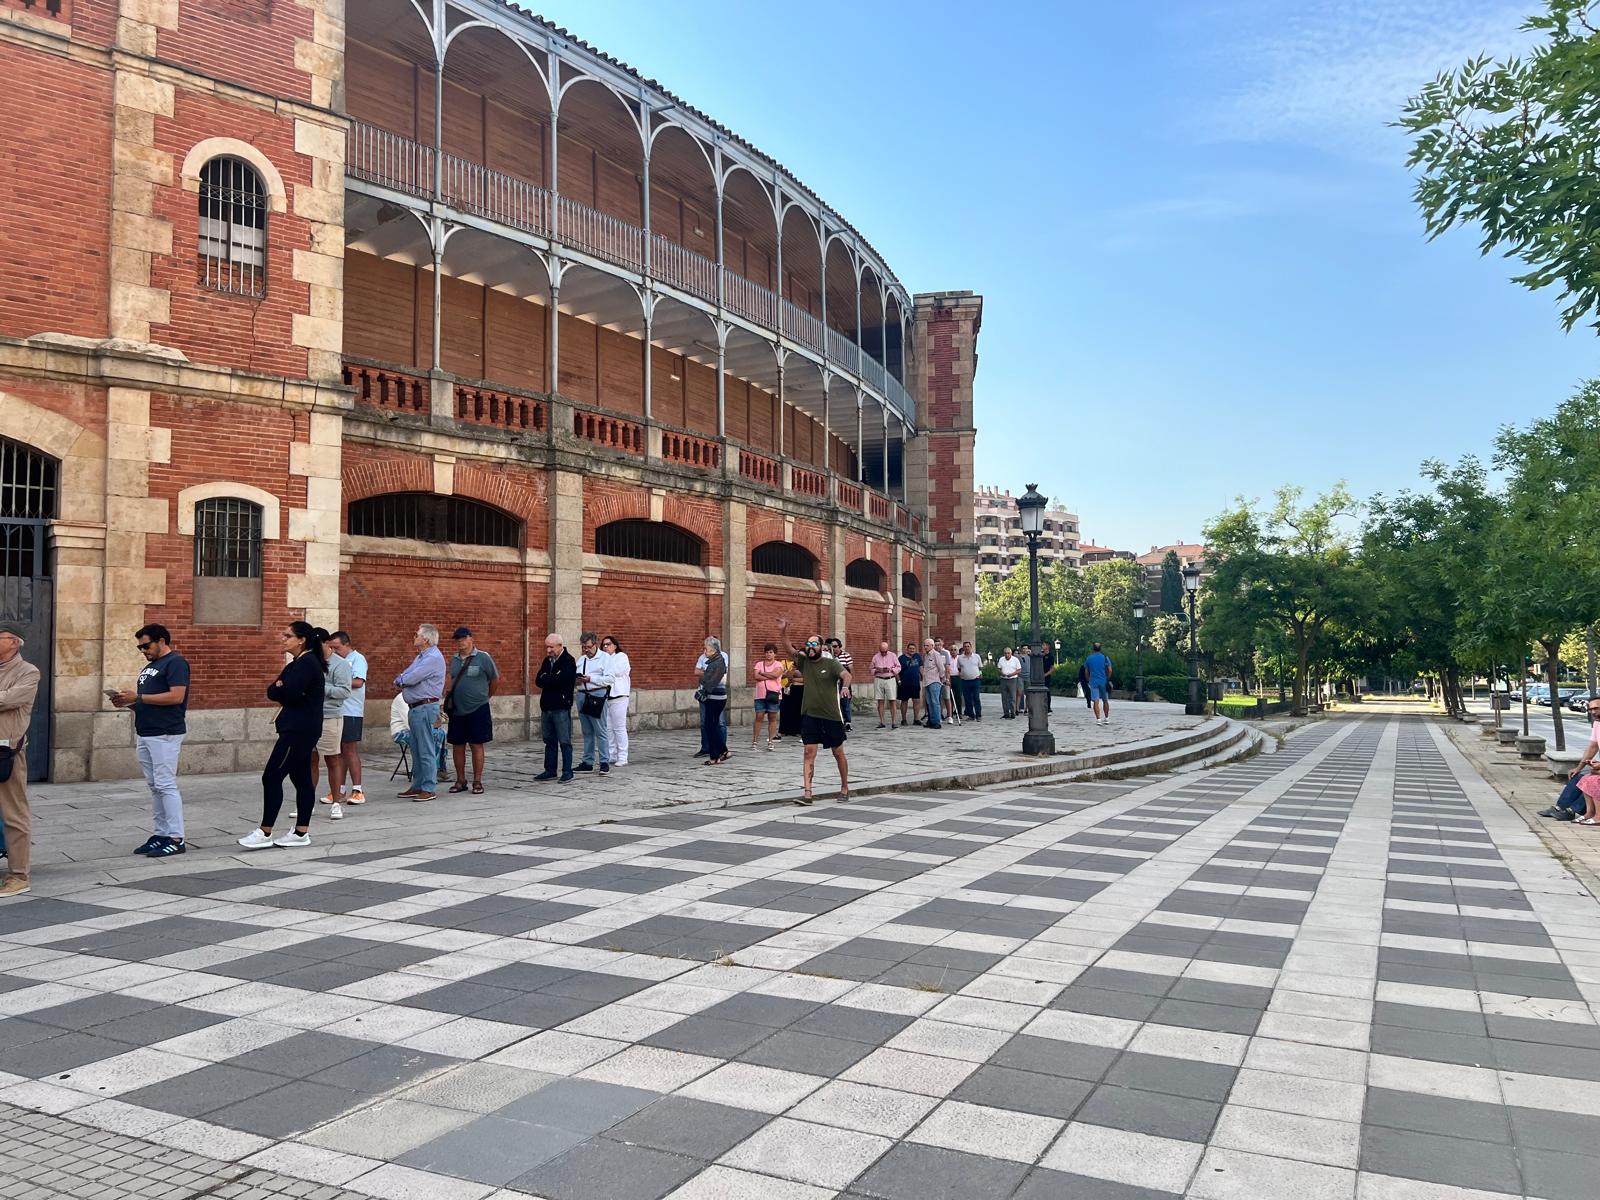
[1398,2,1600,331]
[1203,485,1366,714]
[1159,550,1183,614]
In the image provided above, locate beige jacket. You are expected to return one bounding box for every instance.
[0,653,40,746]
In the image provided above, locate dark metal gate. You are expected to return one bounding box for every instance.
[0,438,58,781]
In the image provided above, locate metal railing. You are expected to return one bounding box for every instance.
[861,355,886,394]
[825,326,857,371]
[347,123,434,198]
[652,234,717,302]
[780,300,826,356]
[557,196,643,271]
[723,268,779,327]
[442,152,550,237]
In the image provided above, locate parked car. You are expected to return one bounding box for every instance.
[1566,690,1600,713]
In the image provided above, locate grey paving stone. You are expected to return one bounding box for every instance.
[1491,1037,1600,1080]
[396,980,525,1015]
[208,1079,364,1138]
[0,1031,135,1078]
[1052,985,1163,1022]
[1507,1104,1600,1157]
[93,1006,227,1047]
[1520,1147,1598,1200]
[470,962,582,992]
[739,1030,874,1076]
[1485,1013,1600,1049]
[229,1032,376,1078]
[990,1035,1119,1082]
[643,1015,774,1058]
[474,990,598,1029]
[1148,998,1261,1036]
[539,971,652,1004]
[0,1018,65,1053]
[1359,1125,1523,1194]
[1372,1002,1487,1037]
[307,1045,454,1093]
[791,1005,914,1045]
[1011,1170,1181,1199]
[952,1064,1093,1119]
[1165,979,1273,1011]
[509,1136,702,1200]
[1363,1088,1511,1143]
[494,1078,659,1134]
[604,1097,772,1159]
[399,1115,587,1184]
[699,994,821,1029]
[123,1063,288,1117]
[848,1142,1030,1200]
[1077,1084,1222,1143]
[1073,968,1175,997]
[1102,1053,1237,1103]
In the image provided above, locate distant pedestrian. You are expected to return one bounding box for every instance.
[330,631,367,807]
[956,641,983,720]
[1077,662,1094,711]
[310,629,353,818]
[238,621,326,849]
[753,643,784,750]
[1041,640,1057,711]
[920,637,949,729]
[109,624,191,857]
[694,639,730,758]
[998,646,1023,719]
[601,635,631,765]
[0,621,39,898]
[1085,642,1114,725]
[778,618,850,803]
[394,623,446,801]
[869,639,900,728]
[535,634,577,782]
[446,627,498,793]
[700,637,731,764]
[575,631,612,775]
[897,641,923,726]
[828,638,855,730]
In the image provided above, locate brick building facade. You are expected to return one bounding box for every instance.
[0,0,980,782]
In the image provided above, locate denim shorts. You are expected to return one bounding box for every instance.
[753,696,780,713]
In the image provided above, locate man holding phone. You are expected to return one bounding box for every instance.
[109,625,190,857]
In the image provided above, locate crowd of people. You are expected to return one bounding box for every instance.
[0,609,1116,894]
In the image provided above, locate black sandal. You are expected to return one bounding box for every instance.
[471,781,484,794]
[448,782,469,794]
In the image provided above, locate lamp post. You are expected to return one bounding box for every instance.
[1133,598,1146,702]
[1016,484,1055,755]
[1183,562,1203,715]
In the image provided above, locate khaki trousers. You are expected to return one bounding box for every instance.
[0,767,29,880]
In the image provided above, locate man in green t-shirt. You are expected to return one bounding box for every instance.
[777,617,851,806]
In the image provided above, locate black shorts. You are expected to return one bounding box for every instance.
[447,705,494,745]
[341,716,363,744]
[800,715,847,749]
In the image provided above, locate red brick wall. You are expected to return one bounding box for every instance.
[748,586,824,664]
[143,396,307,709]
[584,574,718,690]
[158,1,315,104]
[0,46,111,341]
[0,378,107,441]
[845,598,891,659]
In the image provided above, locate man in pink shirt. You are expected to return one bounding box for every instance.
[869,640,901,729]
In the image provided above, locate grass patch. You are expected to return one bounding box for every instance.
[794,968,839,980]
[910,980,949,994]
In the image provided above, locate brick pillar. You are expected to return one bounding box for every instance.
[910,291,981,642]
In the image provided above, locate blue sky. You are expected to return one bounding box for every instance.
[532,0,1597,550]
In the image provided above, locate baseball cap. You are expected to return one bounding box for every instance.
[453,626,473,639]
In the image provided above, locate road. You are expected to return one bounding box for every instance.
[1,713,1597,1199]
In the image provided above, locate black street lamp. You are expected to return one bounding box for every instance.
[1133,597,1146,702]
[1183,562,1204,715]
[1016,484,1055,755]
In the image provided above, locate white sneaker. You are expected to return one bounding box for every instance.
[237,829,274,850]
[329,802,344,821]
[273,830,311,847]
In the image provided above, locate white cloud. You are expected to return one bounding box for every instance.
[1195,0,1539,157]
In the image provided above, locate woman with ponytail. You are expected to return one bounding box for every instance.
[239,621,327,849]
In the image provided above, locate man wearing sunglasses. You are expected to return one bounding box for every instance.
[109,625,191,857]
[777,617,851,804]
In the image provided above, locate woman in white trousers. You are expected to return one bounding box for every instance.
[601,635,631,765]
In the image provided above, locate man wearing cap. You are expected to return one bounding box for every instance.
[0,620,41,898]
[444,627,498,795]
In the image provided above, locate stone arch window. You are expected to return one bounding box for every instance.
[901,571,922,602]
[348,493,521,548]
[198,156,267,297]
[193,496,264,625]
[751,540,817,581]
[845,558,886,591]
[0,436,59,580]
[595,519,704,567]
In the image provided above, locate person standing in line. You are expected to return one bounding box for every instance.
[777,618,849,803]
[1085,642,1115,726]
[601,635,631,766]
[752,643,784,750]
[309,629,353,818]
[897,640,923,727]
[238,621,326,849]
[693,638,729,758]
[394,624,446,802]
[778,651,804,740]
[1040,639,1057,712]
[869,639,901,729]
[535,634,577,783]
[329,631,367,807]
[919,637,949,729]
[828,638,855,731]
[0,622,41,898]
[956,640,984,721]
[933,638,960,725]
[997,645,1024,719]
[109,624,191,858]
[700,636,730,764]
[574,631,612,776]
[446,626,499,793]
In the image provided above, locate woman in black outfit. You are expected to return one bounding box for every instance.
[778,655,804,739]
[238,621,327,849]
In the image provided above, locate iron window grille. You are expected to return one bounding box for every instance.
[194,498,264,578]
[751,541,817,580]
[198,156,267,298]
[901,572,922,601]
[845,558,886,591]
[594,519,704,566]
[348,493,521,548]
[0,437,58,521]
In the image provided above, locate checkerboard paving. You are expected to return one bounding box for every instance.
[4,715,1600,1198]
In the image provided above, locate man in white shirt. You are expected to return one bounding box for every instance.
[575,631,614,775]
[997,646,1024,720]
[954,641,984,721]
[694,639,730,757]
[330,631,367,805]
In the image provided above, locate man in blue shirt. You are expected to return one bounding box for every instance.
[1085,642,1114,726]
[110,624,191,857]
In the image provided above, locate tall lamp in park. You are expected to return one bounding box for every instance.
[1016,484,1055,755]
[1183,562,1204,715]
[1133,597,1146,702]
